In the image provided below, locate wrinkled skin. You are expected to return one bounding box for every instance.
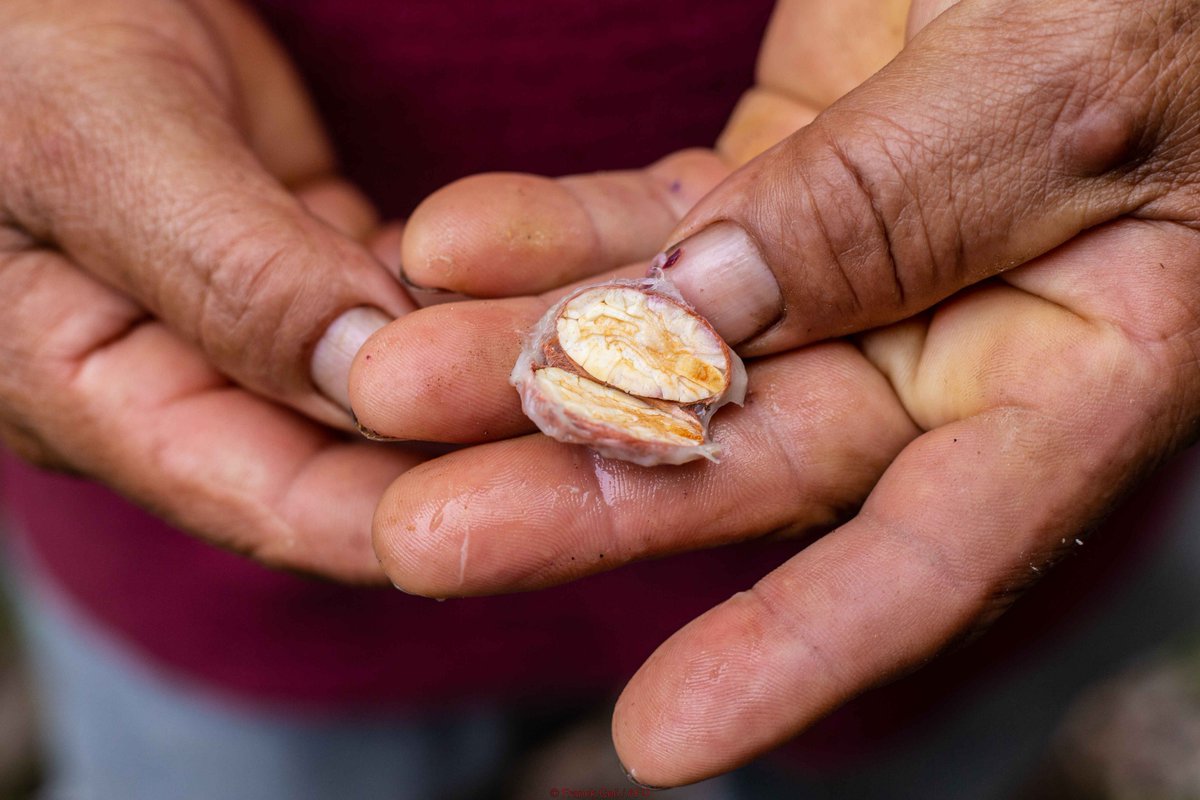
[0,0,421,581]
[352,0,1200,787]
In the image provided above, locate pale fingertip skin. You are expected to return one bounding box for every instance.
[346,263,650,446]
[401,173,598,296]
[349,299,546,443]
[398,150,731,300]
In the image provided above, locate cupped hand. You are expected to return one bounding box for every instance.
[353,0,1200,785]
[0,0,422,580]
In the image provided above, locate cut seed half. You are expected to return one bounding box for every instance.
[511,272,745,466]
[556,285,730,404]
[532,367,704,446]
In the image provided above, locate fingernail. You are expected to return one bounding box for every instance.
[398,266,471,307]
[354,418,402,443]
[396,265,446,294]
[660,222,782,345]
[311,306,392,413]
[620,762,665,792]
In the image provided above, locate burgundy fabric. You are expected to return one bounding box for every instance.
[0,0,778,709]
[250,0,775,218]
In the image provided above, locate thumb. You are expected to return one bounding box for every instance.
[658,0,1172,352]
[905,0,960,39]
[2,1,411,426]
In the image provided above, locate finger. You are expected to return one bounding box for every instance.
[715,90,819,169]
[349,263,648,443]
[363,210,471,310]
[655,0,1182,352]
[352,297,545,442]
[1,2,411,427]
[366,220,405,279]
[0,243,421,581]
[906,0,962,40]
[185,0,336,184]
[613,397,1166,786]
[295,178,379,241]
[609,413,1090,785]
[754,0,908,114]
[611,224,1192,787]
[366,219,474,311]
[399,150,729,297]
[718,0,907,165]
[370,344,918,596]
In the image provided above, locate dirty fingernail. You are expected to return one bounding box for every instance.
[398,266,473,308]
[661,222,782,345]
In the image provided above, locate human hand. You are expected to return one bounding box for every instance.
[0,0,421,580]
[354,0,1200,784]
[352,0,912,771]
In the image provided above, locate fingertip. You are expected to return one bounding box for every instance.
[371,222,477,308]
[371,464,455,597]
[613,601,772,788]
[370,437,597,597]
[348,299,542,442]
[402,172,595,296]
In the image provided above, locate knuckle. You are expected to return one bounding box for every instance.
[183,197,367,403]
[825,132,909,310]
[865,508,997,618]
[736,578,851,689]
[789,119,947,318]
[188,210,303,388]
